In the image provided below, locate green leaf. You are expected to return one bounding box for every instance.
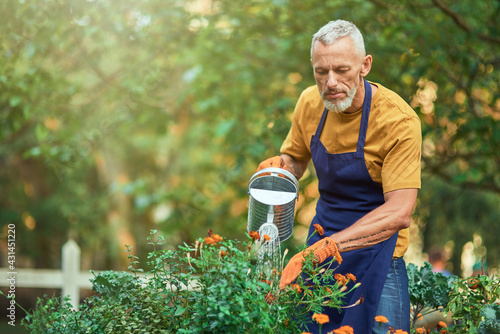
[174,306,186,316]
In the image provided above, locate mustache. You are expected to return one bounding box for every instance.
[321,88,347,96]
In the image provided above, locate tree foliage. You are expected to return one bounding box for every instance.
[0,0,498,272]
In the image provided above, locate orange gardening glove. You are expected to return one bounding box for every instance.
[279,237,340,289]
[257,156,287,172]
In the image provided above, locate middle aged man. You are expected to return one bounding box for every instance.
[258,20,421,333]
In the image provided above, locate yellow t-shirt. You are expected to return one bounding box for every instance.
[280,82,421,257]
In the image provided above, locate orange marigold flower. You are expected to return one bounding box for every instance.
[374,315,389,323]
[263,234,271,242]
[265,292,274,304]
[440,330,447,334]
[438,321,447,328]
[261,279,272,286]
[394,330,408,334]
[204,237,217,245]
[313,223,324,236]
[212,234,223,242]
[312,313,330,325]
[346,273,356,282]
[301,332,311,334]
[219,250,227,258]
[249,231,261,240]
[417,312,423,320]
[335,273,348,286]
[415,328,426,334]
[291,284,302,293]
[332,325,354,334]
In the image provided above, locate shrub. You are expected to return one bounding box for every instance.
[408,262,500,334]
[407,262,456,327]
[19,230,353,333]
[17,231,499,333]
[446,274,500,333]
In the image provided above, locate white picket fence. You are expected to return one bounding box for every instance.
[1,240,102,310]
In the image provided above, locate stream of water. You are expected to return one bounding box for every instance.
[255,223,281,282]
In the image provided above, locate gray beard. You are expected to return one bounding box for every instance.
[321,85,357,113]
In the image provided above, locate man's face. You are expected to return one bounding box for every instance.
[311,37,368,113]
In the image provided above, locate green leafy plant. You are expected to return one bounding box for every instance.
[407,262,500,334]
[407,262,456,328]
[18,230,353,333]
[445,274,500,333]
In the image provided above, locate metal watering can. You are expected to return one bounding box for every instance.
[247,167,299,243]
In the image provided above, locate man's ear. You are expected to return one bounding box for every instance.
[360,55,372,77]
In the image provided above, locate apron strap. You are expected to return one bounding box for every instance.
[356,79,372,157]
[313,107,329,139]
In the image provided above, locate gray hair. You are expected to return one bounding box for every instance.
[310,20,366,59]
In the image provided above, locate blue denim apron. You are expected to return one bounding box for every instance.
[306,79,398,333]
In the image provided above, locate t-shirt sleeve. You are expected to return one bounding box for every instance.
[381,115,422,193]
[280,91,313,161]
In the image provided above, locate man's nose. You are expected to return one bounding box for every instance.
[326,71,338,89]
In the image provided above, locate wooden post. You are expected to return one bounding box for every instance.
[62,239,80,310]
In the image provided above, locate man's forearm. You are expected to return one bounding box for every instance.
[281,154,310,180]
[336,227,394,252]
[332,188,418,253]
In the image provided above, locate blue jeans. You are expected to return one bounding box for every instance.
[372,257,410,333]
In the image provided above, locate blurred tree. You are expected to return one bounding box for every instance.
[0,0,195,269]
[0,0,498,275]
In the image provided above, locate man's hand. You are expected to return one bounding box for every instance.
[257,156,287,171]
[279,237,340,288]
[278,252,307,289]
